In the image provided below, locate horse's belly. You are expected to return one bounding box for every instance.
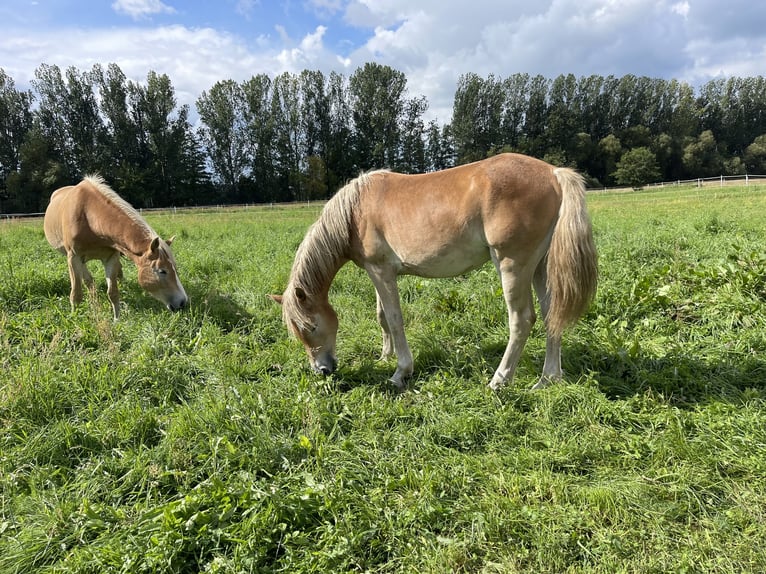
[398,241,489,278]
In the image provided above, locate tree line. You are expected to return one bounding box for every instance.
[2,62,766,213]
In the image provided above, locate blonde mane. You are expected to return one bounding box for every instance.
[84,174,154,238]
[283,170,385,331]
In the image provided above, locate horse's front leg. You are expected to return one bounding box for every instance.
[366,267,412,388]
[103,252,123,320]
[376,290,395,360]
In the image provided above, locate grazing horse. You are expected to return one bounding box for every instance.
[271,153,597,390]
[44,175,188,320]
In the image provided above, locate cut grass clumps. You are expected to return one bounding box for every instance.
[2,189,766,572]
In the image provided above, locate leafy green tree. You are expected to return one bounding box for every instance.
[522,75,549,157]
[683,130,722,178]
[324,71,355,193]
[4,127,66,212]
[0,69,34,208]
[398,95,428,173]
[744,134,766,173]
[425,120,454,172]
[546,74,579,161]
[32,64,104,179]
[196,79,250,200]
[242,74,275,202]
[597,134,622,186]
[270,72,303,201]
[451,73,504,163]
[500,73,530,150]
[349,63,407,169]
[94,63,143,185]
[129,71,207,206]
[613,146,661,189]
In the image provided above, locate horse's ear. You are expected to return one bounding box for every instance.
[268,294,283,305]
[166,235,176,246]
[149,236,160,253]
[294,287,307,302]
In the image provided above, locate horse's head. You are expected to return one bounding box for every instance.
[137,236,189,312]
[270,286,338,376]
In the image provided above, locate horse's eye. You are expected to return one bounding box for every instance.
[155,268,168,276]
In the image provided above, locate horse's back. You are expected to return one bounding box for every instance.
[44,180,104,254]
[354,154,563,274]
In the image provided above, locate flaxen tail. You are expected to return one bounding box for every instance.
[545,168,598,337]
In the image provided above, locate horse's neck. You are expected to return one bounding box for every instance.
[292,222,348,294]
[94,198,154,259]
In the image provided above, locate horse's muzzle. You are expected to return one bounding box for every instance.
[314,356,337,376]
[167,298,189,312]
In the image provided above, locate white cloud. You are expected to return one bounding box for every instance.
[672,1,690,18]
[112,0,175,20]
[4,0,766,127]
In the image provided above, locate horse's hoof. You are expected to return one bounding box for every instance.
[488,374,505,391]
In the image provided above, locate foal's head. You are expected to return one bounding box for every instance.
[136,236,189,312]
[271,286,338,376]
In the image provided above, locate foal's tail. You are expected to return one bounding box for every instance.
[545,168,598,337]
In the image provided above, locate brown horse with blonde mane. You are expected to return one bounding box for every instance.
[272,153,597,390]
[44,175,188,320]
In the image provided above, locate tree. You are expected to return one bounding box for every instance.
[682,129,722,178]
[397,95,428,173]
[0,69,34,206]
[744,134,766,173]
[242,74,275,202]
[270,72,303,201]
[426,120,454,172]
[196,79,250,200]
[128,71,207,206]
[349,63,408,169]
[32,64,105,179]
[613,147,660,189]
[324,71,354,193]
[94,63,143,186]
[451,73,504,163]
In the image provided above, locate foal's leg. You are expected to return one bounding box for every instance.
[365,266,413,388]
[488,253,536,390]
[66,251,88,309]
[531,261,562,390]
[376,290,395,359]
[103,252,123,320]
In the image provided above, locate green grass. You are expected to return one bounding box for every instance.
[2,186,766,573]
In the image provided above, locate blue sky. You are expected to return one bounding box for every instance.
[2,0,766,123]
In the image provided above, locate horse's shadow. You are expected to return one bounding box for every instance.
[478,339,766,406]
[332,335,766,405]
[119,280,252,331]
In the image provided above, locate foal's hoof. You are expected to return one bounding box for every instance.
[488,374,505,391]
[387,377,408,391]
[530,375,559,391]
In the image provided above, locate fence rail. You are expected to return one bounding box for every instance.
[4,174,766,220]
[598,173,766,193]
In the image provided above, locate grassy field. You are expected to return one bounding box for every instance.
[1,184,765,573]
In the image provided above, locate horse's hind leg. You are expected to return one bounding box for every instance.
[488,253,536,390]
[531,260,562,390]
[66,251,88,310]
[103,252,122,320]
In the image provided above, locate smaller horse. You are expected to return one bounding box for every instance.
[44,175,188,319]
[271,153,597,390]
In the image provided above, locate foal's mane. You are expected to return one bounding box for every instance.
[283,170,385,331]
[84,174,153,238]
